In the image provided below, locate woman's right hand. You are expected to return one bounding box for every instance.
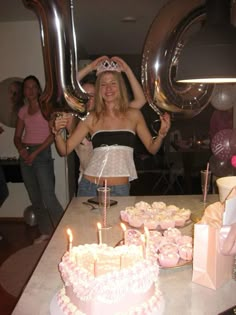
[52,113,70,135]
[90,56,109,71]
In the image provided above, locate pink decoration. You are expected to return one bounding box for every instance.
[211,129,233,161]
[231,155,236,168]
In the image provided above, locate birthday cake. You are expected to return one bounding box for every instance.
[120,201,191,230]
[53,244,164,315]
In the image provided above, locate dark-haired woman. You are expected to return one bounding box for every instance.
[14,75,63,244]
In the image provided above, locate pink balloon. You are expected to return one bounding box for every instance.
[211,129,233,161]
[209,155,234,177]
[231,155,236,168]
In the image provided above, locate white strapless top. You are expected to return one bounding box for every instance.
[84,145,137,181]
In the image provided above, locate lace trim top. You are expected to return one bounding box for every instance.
[84,130,137,181]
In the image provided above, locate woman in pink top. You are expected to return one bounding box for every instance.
[14,75,63,244]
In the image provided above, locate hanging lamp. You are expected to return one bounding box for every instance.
[176,0,236,83]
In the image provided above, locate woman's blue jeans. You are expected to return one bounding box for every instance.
[77,176,130,197]
[20,146,64,235]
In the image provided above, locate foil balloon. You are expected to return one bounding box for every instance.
[211,129,233,161]
[209,155,234,178]
[211,84,236,111]
[141,0,214,119]
[22,0,88,120]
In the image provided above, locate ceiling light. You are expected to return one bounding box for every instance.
[121,16,136,23]
[176,0,236,83]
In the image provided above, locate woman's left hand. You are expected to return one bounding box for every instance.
[111,56,129,73]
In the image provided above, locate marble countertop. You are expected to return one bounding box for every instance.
[12,195,236,315]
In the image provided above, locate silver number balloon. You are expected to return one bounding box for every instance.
[23,0,88,119]
[141,0,214,119]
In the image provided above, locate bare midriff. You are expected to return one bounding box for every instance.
[84,174,129,186]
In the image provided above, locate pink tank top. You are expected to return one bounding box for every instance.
[18,105,51,144]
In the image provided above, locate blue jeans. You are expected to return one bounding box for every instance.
[0,166,9,207]
[20,145,63,235]
[77,177,130,196]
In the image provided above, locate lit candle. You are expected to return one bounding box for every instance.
[66,228,73,252]
[120,223,127,244]
[97,222,102,245]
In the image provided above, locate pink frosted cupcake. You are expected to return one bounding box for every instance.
[151,201,166,211]
[158,252,180,268]
[159,217,175,230]
[178,208,191,220]
[128,215,143,228]
[176,235,193,246]
[125,229,142,246]
[144,218,158,230]
[163,227,182,241]
[158,243,179,254]
[179,244,193,261]
[172,214,186,227]
[166,204,179,215]
[120,210,129,222]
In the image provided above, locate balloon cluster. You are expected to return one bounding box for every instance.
[210,129,236,177]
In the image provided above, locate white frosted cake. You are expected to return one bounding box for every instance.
[53,243,165,315]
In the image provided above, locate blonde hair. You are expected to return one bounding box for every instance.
[94,71,129,120]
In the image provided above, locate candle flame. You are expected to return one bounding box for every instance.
[97,222,102,230]
[67,228,73,243]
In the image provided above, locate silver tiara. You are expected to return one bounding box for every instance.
[96,60,121,75]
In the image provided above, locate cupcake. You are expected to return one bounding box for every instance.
[176,235,193,246]
[159,217,175,230]
[158,242,179,254]
[178,208,191,220]
[151,201,166,211]
[120,210,129,222]
[163,227,182,241]
[158,252,180,268]
[128,215,143,228]
[179,244,193,261]
[172,214,186,227]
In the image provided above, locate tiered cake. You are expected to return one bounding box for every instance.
[54,243,165,315]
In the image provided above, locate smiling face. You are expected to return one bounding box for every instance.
[99,72,120,104]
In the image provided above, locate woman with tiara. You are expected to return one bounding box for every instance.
[53,56,170,196]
